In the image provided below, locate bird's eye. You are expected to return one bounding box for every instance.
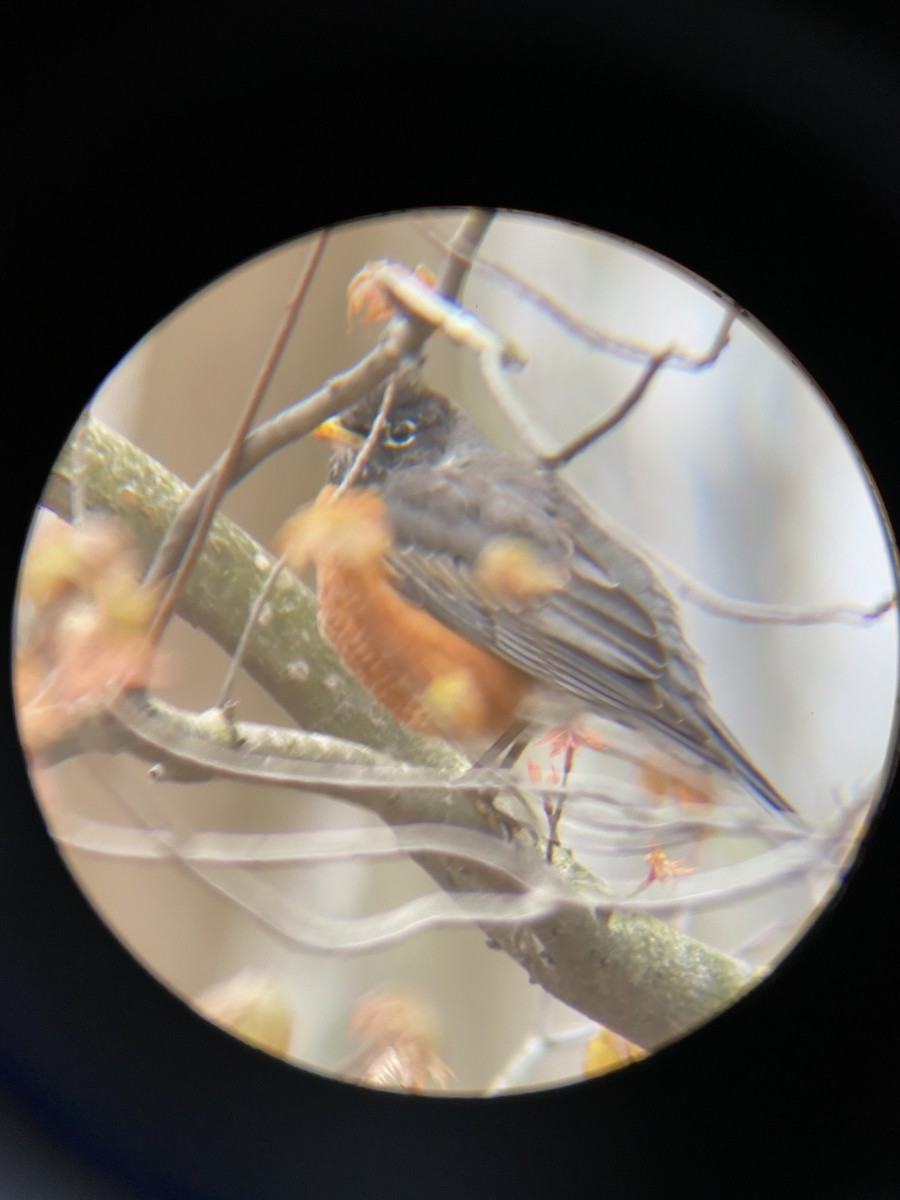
[383,418,417,448]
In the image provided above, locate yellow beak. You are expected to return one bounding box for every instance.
[312,415,364,448]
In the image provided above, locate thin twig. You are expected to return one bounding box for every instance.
[692,305,739,367]
[540,349,673,469]
[145,229,329,641]
[529,463,897,628]
[485,1022,598,1094]
[669,574,898,627]
[413,217,738,371]
[216,552,288,709]
[332,375,399,497]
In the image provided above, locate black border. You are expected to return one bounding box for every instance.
[6,3,900,1197]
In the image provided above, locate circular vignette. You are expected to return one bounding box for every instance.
[5,10,900,1194]
[11,209,899,1105]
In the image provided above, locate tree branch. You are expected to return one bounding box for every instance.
[40,420,760,1049]
[44,416,463,771]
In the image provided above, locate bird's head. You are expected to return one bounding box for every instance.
[314,379,466,487]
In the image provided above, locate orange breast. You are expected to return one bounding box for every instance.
[312,490,530,743]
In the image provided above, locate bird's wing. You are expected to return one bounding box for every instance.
[381,458,711,744]
[379,457,796,814]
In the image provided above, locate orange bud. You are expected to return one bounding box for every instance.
[476,537,567,604]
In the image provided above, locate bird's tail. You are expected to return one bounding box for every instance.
[705,719,797,815]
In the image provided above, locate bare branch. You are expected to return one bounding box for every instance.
[546,475,895,628]
[332,375,400,496]
[540,349,673,470]
[146,230,329,639]
[146,210,494,586]
[485,1022,598,1094]
[215,552,288,710]
[667,568,896,628]
[413,217,737,370]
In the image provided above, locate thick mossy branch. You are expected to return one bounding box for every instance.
[43,418,759,1048]
[46,418,464,771]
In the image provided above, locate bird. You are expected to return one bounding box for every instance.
[304,372,795,815]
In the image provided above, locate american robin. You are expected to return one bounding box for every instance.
[308,373,794,815]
